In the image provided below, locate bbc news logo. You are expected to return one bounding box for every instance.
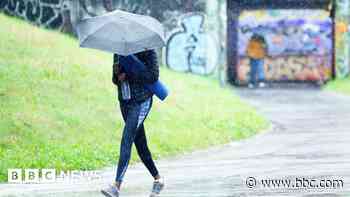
[8,169,55,183]
[8,169,102,183]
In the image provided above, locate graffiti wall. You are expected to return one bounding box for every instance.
[238,55,332,82]
[164,0,226,77]
[2,0,348,81]
[0,0,113,32]
[0,0,205,33]
[0,0,219,76]
[335,0,350,78]
[0,0,66,29]
[237,9,333,83]
[165,13,220,75]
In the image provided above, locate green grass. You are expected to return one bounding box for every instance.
[325,78,350,95]
[0,13,268,182]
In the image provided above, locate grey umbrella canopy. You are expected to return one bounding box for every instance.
[76,10,166,56]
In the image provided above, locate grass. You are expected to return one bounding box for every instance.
[0,13,268,182]
[325,78,350,95]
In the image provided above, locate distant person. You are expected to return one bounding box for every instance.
[247,34,268,88]
[101,50,164,197]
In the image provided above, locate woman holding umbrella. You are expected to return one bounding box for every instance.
[101,50,164,197]
[76,10,167,197]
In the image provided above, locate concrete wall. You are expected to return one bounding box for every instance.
[162,0,226,84]
[0,0,205,32]
[0,0,221,77]
[0,0,226,77]
[0,0,69,31]
[1,0,348,83]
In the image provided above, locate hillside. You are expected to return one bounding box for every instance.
[0,14,268,182]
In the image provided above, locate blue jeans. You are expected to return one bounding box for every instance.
[249,58,265,85]
[116,97,159,182]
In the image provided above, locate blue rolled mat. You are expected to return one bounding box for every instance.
[119,55,169,101]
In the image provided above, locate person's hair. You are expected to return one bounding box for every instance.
[251,33,266,44]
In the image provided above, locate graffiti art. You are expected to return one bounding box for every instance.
[0,0,63,29]
[0,0,206,33]
[237,9,334,83]
[165,13,219,75]
[335,0,350,78]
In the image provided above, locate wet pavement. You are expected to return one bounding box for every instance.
[1,88,350,197]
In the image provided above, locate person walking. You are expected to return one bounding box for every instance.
[101,49,164,197]
[247,33,268,88]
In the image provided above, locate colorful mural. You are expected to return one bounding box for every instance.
[237,9,333,83]
[238,55,332,82]
[335,0,350,78]
[165,13,220,75]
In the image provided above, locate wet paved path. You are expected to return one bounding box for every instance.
[1,89,350,197]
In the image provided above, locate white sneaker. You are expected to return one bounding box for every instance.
[258,82,266,88]
[150,178,165,197]
[248,83,254,89]
[101,184,119,197]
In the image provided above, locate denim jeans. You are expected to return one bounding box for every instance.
[115,97,159,182]
[249,58,265,85]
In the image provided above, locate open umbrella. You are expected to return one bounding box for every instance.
[76,10,166,56]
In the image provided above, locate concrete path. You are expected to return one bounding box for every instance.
[1,88,350,197]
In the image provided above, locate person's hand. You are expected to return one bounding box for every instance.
[118,73,126,81]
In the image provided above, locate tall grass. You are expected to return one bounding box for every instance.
[325,78,350,95]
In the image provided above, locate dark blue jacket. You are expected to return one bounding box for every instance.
[113,50,159,103]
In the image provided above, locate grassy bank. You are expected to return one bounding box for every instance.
[325,78,350,95]
[0,14,268,182]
